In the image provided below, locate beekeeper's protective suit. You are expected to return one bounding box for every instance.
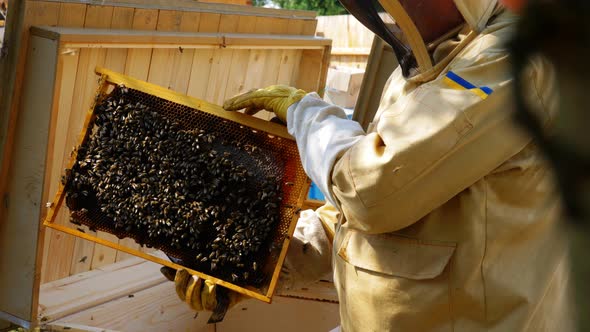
[178,0,575,330]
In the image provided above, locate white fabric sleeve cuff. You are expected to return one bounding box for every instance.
[286,93,365,207]
[278,209,333,291]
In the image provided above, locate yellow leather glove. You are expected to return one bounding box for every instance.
[173,269,245,311]
[223,85,307,123]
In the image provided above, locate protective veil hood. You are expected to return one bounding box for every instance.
[340,0,501,78]
[454,0,499,32]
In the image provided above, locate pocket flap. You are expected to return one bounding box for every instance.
[338,231,456,280]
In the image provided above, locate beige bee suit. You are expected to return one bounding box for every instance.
[287,1,574,331]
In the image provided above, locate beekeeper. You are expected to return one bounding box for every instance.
[175,0,574,330]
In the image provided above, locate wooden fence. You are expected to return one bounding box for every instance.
[316,13,392,70]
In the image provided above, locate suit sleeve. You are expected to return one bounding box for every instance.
[286,93,365,208]
[330,56,554,234]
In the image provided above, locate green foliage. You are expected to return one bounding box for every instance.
[255,0,348,16]
[251,0,267,6]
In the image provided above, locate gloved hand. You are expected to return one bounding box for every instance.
[223,85,307,123]
[278,209,333,292]
[160,267,245,313]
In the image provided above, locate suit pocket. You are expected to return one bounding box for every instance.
[333,230,457,331]
[338,230,456,279]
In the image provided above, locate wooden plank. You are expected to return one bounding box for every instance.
[168,47,195,95]
[302,19,318,36]
[198,12,220,33]
[115,238,141,262]
[147,10,181,88]
[57,3,87,27]
[254,49,283,121]
[260,49,282,86]
[253,16,273,34]
[248,11,292,115]
[89,231,120,269]
[155,9,182,32]
[26,1,61,26]
[254,16,288,35]
[0,34,59,326]
[166,11,200,96]
[42,212,78,283]
[179,11,201,32]
[286,19,305,35]
[186,49,215,100]
[236,15,256,34]
[104,47,129,73]
[219,14,240,33]
[27,0,317,20]
[110,6,135,29]
[125,48,153,80]
[241,49,270,120]
[83,5,114,29]
[223,49,250,101]
[131,8,159,31]
[295,49,325,93]
[186,9,221,100]
[276,50,301,86]
[147,48,175,87]
[53,282,213,332]
[241,49,267,90]
[205,48,234,105]
[124,8,158,81]
[39,258,166,322]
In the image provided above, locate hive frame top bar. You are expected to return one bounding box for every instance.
[95,67,294,141]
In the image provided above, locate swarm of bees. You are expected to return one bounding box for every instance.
[63,86,282,285]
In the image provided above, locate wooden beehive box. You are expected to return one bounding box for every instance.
[31,24,330,285]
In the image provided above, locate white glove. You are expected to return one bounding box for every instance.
[278,209,333,291]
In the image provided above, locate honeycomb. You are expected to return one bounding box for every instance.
[60,76,309,296]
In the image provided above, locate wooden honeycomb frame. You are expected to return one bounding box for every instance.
[43,67,311,303]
